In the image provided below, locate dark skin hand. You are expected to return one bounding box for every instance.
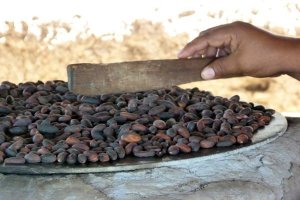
[178,21,300,80]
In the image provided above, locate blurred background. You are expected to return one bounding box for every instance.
[0,0,299,112]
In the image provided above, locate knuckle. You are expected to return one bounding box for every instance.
[199,30,207,36]
[231,21,244,27]
[199,30,212,38]
[231,21,252,30]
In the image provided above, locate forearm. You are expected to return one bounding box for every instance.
[275,36,300,74]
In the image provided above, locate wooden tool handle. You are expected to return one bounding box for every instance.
[67,58,214,95]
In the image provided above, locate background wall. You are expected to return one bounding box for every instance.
[0,0,299,112]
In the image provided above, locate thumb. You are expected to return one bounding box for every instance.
[201,56,238,80]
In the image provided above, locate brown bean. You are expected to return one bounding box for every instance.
[237,134,250,144]
[127,99,138,112]
[52,140,69,151]
[29,128,40,136]
[55,132,71,141]
[19,147,30,154]
[168,145,180,155]
[148,105,166,116]
[0,133,5,145]
[25,152,41,163]
[166,128,177,138]
[120,112,139,121]
[121,132,141,143]
[177,94,189,108]
[57,152,68,163]
[207,135,219,144]
[125,143,137,155]
[148,125,157,134]
[98,152,110,162]
[58,115,72,123]
[4,157,25,164]
[41,153,56,163]
[24,143,37,150]
[1,142,11,150]
[241,126,254,138]
[32,133,44,144]
[132,145,143,153]
[114,146,126,159]
[52,148,66,155]
[0,150,4,157]
[177,127,190,138]
[5,148,17,157]
[131,123,147,132]
[106,149,118,161]
[89,139,99,148]
[37,146,51,155]
[196,120,205,132]
[239,107,251,115]
[42,139,54,149]
[220,122,232,134]
[77,153,87,164]
[67,153,77,164]
[156,132,171,141]
[144,145,161,152]
[9,140,24,151]
[200,139,215,149]
[259,115,271,124]
[0,151,5,160]
[65,136,80,145]
[188,142,200,152]
[176,143,191,153]
[188,136,202,143]
[133,150,155,157]
[250,123,259,132]
[87,151,99,162]
[217,135,237,147]
[72,143,90,152]
[177,138,189,144]
[153,119,166,129]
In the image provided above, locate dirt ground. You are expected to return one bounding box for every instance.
[0,19,299,112]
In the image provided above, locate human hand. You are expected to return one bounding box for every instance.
[178,21,300,80]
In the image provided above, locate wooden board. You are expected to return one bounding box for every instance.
[67,58,214,95]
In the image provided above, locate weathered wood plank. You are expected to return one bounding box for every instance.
[67,58,213,95]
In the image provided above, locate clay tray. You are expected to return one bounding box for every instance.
[0,112,287,175]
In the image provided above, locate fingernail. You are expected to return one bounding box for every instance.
[201,66,215,80]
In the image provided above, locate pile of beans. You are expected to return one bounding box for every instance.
[0,80,274,165]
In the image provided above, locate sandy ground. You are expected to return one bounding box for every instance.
[0,0,299,112]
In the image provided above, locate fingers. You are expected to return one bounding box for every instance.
[177,36,209,58]
[201,56,240,80]
[192,47,228,59]
[178,31,230,59]
[206,46,218,57]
